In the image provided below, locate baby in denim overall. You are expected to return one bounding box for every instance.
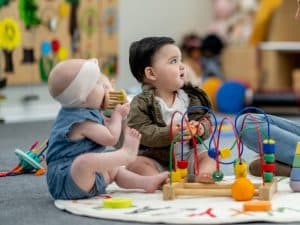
[46,59,168,200]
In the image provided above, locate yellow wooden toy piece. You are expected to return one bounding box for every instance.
[103,198,133,208]
[220,124,232,132]
[178,168,187,178]
[219,147,231,159]
[295,142,300,155]
[234,161,247,178]
[231,177,255,201]
[171,170,182,182]
[263,139,275,144]
[243,200,272,212]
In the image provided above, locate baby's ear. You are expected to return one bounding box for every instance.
[144,67,156,81]
[100,74,114,90]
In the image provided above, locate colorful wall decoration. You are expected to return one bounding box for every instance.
[0,0,118,85]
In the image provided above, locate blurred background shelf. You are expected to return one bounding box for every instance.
[0,85,60,123]
[260,41,300,51]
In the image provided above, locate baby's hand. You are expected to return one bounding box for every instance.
[197,123,205,136]
[171,122,191,141]
[171,122,181,137]
[189,120,205,136]
[114,103,130,118]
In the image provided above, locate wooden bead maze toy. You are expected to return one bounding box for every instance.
[162,106,277,201]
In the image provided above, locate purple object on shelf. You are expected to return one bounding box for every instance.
[290,180,300,192]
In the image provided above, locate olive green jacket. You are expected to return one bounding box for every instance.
[127,84,212,166]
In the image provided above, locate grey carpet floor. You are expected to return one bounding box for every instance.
[0,120,298,225]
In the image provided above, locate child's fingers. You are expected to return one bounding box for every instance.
[189,120,199,126]
[122,102,130,107]
[183,135,192,140]
[197,123,205,136]
[176,135,191,142]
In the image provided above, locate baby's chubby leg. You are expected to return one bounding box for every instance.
[109,166,169,193]
[127,156,161,176]
[70,127,141,193]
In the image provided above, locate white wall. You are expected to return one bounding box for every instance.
[116,0,213,89]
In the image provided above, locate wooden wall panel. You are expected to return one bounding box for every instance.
[0,0,118,86]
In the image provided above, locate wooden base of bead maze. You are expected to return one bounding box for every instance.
[162,179,277,201]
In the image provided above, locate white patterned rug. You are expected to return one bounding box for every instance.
[55,176,300,224]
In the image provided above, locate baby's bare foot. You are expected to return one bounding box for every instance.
[143,171,169,193]
[122,127,141,164]
[196,173,214,183]
[196,152,216,183]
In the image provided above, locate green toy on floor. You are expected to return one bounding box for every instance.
[0,140,48,177]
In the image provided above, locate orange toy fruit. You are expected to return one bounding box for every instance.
[231,177,255,201]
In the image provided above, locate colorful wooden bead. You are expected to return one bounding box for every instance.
[220,147,231,159]
[263,154,275,163]
[263,139,276,154]
[177,160,188,169]
[263,172,273,182]
[178,168,187,178]
[212,170,224,182]
[234,160,247,178]
[171,170,182,182]
[262,163,275,173]
[208,148,218,159]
